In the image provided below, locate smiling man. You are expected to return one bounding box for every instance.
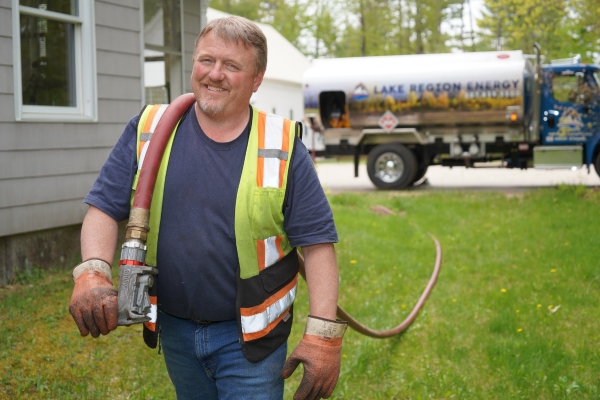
[68,16,346,400]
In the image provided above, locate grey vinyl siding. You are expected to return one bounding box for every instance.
[0,200,89,238]
[0,65,12,94]
[0,173,99,209]
[0,93,14,120]
[0,1,143,237]
[0,123,126,150]
[0,4,10,37]
[0,36,12,65]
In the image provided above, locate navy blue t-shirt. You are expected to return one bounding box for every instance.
[84,106,338,321]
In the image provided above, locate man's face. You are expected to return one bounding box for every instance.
[191,31,265,118]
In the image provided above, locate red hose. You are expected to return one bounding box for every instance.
[299,232,442,338]
[132,93,196,210]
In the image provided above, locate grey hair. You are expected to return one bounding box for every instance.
[194,16,267,74]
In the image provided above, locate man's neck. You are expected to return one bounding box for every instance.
[195,103,250,143]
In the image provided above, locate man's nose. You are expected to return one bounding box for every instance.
[208,63,225,81]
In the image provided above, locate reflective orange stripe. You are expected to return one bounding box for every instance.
[240,275,298,317]
[243,306,291,341]
[257,111,267,187]
[275,235,284,260]
[143,105,160,133]
[279,119,291,188]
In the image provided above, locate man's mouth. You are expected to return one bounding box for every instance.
[205,84,226,92]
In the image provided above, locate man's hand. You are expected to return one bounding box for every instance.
[69,259,118,338]
[281,315,347,400]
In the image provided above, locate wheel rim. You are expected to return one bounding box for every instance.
[374,152,404,183]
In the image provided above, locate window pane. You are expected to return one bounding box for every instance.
[551,75,577,103]
[20,15,76,107]
[20,0,78,16]
[145,49,183,103]
[144,0,181,51]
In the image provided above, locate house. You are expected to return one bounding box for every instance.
[0,0,209,284]
[0,2,310,284]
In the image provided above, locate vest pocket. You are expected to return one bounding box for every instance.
[251,187,285,240]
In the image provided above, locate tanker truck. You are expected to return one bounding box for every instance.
[303,45,600,189]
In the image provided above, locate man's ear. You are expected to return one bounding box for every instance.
[253,69,266,92]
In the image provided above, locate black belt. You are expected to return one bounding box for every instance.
[159,308,214,324]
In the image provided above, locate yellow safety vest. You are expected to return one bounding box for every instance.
[133,104,301,361]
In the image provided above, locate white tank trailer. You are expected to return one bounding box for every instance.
[303,46,600,189]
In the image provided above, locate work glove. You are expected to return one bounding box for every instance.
[69,259,118,338]
[282,315,348,400]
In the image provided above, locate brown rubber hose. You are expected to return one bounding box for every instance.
[298,232,442,338]
[132,93,196,210]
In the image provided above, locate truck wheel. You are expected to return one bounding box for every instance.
[367,144,417,189]
[412,164,429,185]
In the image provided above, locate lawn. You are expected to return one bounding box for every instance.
[1,186,599,399]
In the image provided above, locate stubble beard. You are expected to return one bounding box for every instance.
[197,97,225,117]
[196,79,227,117]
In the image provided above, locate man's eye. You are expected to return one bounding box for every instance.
[226,63,239,71]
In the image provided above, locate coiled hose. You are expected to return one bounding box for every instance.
[299,232,441,338]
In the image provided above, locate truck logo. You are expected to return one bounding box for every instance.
[557,107,585,138]
[378,110,398,132]
[352,83,369,100]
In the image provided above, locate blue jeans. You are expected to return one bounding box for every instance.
[159,311,286,400]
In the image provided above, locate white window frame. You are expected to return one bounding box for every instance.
[12,0,97,122]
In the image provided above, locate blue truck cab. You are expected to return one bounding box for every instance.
[539,60,600,172]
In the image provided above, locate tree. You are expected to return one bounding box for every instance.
[477,0,568,58]
[208,0,263,21]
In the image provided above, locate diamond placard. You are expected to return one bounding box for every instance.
[378,110,398,132]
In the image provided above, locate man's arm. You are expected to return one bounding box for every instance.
[69,205,120,338]
[282,242,347,400]
[301,243,338,320]
[81,205,119,264]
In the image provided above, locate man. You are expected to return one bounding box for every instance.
[69,15,346,400]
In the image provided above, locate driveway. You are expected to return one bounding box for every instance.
[315,162,600,192]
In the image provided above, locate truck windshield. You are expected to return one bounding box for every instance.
[551,73,595,104]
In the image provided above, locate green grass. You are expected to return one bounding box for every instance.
[2,186,600,399]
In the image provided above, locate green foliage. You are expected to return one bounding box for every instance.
[2,188,600,398]
[12,267,47,285]
[210,0,596,61]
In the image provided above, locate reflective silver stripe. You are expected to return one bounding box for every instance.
[261,113,285,188]
[147,304,157,323]
[141,132,152,142]
[241,284,297,334]
[258,148,288,160]
[264,236,280,269]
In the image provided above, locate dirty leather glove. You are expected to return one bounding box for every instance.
[282,315,348,400]
[69,259,118,338]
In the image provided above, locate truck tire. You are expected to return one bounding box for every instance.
[411,164,429,185]
[367,144,417,189]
